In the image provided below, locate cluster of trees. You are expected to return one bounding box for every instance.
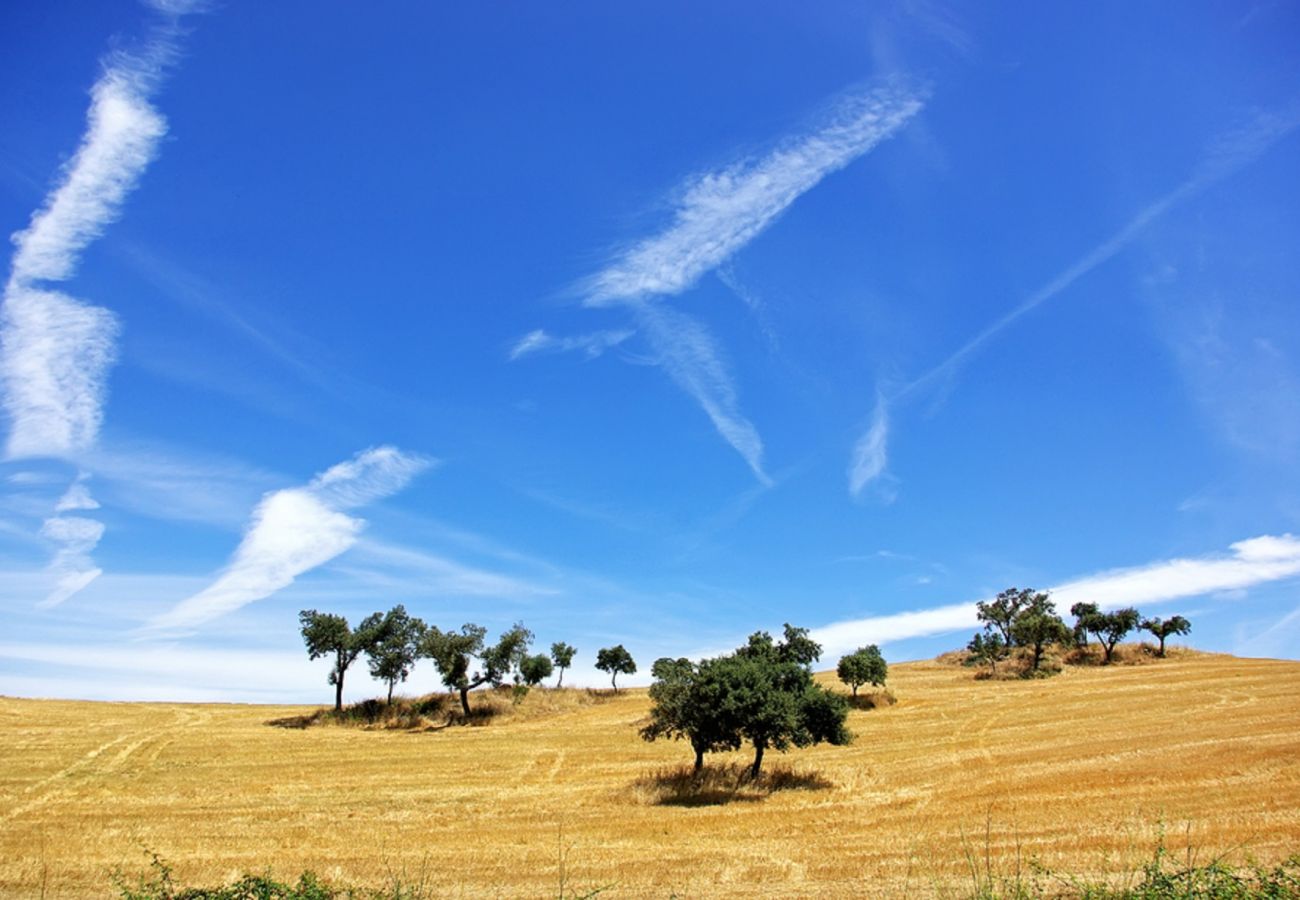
[641,625,852,778]
[966,588,1191,675]
[298,607,631,713]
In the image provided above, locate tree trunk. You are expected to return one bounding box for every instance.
[334,675,344,712]
[611,673,618,693]
[459,685,471,717]
[387,681,394,705]
[693,745,704,773]
[1102,641,1114,664]
[750,743,765,779]
[852,684,859,698]
[1031,644,1042,671]
[556,668,564,689]
[1157,636,1167,658]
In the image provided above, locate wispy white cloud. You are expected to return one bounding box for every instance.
[508,328,634,361]
[638,303,770,484]
[147,447,432,632]
[54,474,100,512]
[584,82,927,306]
[341,538,559,599]
[811,533,1300,659]
[846,106,1300,497]
[37,515,105,608]
[847,393,889,497]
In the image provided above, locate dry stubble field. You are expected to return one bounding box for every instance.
[2,651,1299,897]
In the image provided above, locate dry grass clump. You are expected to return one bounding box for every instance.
[631,761,834,806]
[848,688,897,710]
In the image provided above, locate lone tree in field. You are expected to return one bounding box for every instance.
[1079,606,1141,664]
[727,625,852,777]
[550,641,576,687]
[518,653,554,687]
[1140,614,1191,657]
[967,631,1007,675]
[595,644,636,691]
[1009,594,1071,672]
[837,645,888,697]
[421,622,533,716]
[1070,601,1100,648]
[365,604,427,704]
[299,609,385,711]
[977,587,1038,648]
[640,657,740,772]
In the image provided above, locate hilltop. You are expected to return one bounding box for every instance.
[2,650,1298,897]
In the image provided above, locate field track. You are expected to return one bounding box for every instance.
[2,650,1298,897]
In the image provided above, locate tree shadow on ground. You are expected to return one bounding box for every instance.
[632,761,834,807]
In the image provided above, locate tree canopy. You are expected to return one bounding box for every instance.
[1009,593,1071,672]
[550,641,577,688]
[1076,606,1140,663]
[977,587,1040,648]
[364,605,427,704]
[594,645,636,691]
[1140,615,1191,657]
[421,622,534,715]
[519,653,554,687]
[836,645,888,697]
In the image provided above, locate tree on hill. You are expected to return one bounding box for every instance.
[640,657,740,772]
[1079,607,1141,664]
[421,622,534,716]
[365,605,427,704]
[1070,602,1100,648]
[837,645,888,697]
[550,641,576,687]
[1140,615,1191,657]
[967,631,1007,675]
[1009,594,1071,672]
[519,653,554,687]
[595,645,636,691]
[977,588,1040,648]
[300,609,385,711]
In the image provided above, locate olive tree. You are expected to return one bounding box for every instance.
[550,641,576,687]
[837,645,888,697]
[595,644,636,692]
[1070,602,1100,648]
[365,605,427,704]
[977,588,1039,648]
[299,609,384,711]
[421,622,533,716]
[1078,606,1141,663]
[519,653,554,687]
[640,657,739,772]
[1009,594,1071,672]
[967,631,1007,675]
[1140,615,1190,657]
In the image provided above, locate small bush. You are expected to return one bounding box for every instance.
[849,689,897,710]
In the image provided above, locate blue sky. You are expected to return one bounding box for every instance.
[2,1,1299,702]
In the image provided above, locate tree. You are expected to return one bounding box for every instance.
[977,588,1040,648]
[837,645,888,697]
[640,657,739,772]
[967,631,1007,675]
[1070,602,1100,648]
[365,605,427,704]
[550,641,576,688]
[519,653,554,687]
[1009,594,1071,672]
[595,644,636,691]
[421,622,533,716]
[1082,607,1141,664]
[1140,615,1190,658]
[299,609,384,711]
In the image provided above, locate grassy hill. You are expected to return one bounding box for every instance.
[2,650,1298,897]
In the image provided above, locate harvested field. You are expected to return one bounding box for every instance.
[2,650,1298,897]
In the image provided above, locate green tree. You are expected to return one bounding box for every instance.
[640,657,740,772]
[518,653,554,687]
[595,644,636,691]
[421,622,533,716]
[967,631,1008,675]
[1140,614,1190,658]
[977,588,1038,648]
[836,645,888,697]
[1070,601,1100,648]
[365,605,427,704]
[727,625,852,777]
[1081,607,1141,664]
[550,641,577,687]
[299,609,384,711]
[1009,594,1071,672]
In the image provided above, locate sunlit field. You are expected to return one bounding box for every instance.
[2,650,1298,897]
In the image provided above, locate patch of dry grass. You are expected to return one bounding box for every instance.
[2,653,1298,897]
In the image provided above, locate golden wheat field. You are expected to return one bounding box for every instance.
[2,649,1298,898]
